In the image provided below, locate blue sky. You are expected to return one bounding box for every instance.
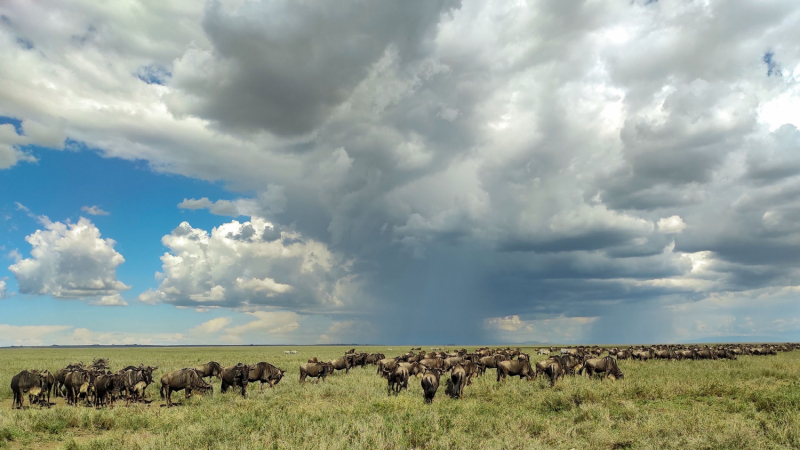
[1,1,800,346]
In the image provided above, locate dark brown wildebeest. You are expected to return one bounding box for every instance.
[421,368,443,404]
[248,362,286,391]
[377,358,399,375]
[345,348,356,354]
[35,370,54,407]
[442,356,463,371]
[579,357,624,380]
[65,370,93,406]
[479,355,505,374]
[419,358,444,370]
[694,348,717,360]
[497,359,534,382]
[54,363,83,398]
[160,368,213,407]
[299,362,334,383]
[384,366,410,394]
[221,364,250,397]
[193,361,223,380]
[615,350,631,360]
[544,360,565,387]
[10,370,44,409]
[449,363,467,399]
[94,373,124,408]
[397,362,425,377]
[653,349,673,360]
[365,353,385,365]
[122,365,157,406]
[328,356,352,374]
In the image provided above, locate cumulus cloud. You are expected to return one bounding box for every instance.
[221,311,300,343]
[88,293,128,306]
[0,280,6,299]
[142,217,358,310]
[0,118,66,169]
[8,217,130,301]
[657,216,687,234]
[81,206,109,216]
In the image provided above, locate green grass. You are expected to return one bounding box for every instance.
[1,346,799,449]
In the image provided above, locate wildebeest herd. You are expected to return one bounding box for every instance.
[9,343,796,409]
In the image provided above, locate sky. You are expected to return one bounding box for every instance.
[1,0,800,346]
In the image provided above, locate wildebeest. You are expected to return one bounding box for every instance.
[65,369,93,406]
[544,360,565,386]
[421,368,443,404]
[247,362,285,391]
[54,363,83,398]
[122,365,157,406]
[479,355,505,374]
[579,357,624,380]
[449,363,467,399]
[160,368,213,407]
[328,356,352,374]
[221,364,250,397]
[397,362,426,377]
[94,373,124,408]
[193,361,223,380]
[384,366,410,394]
[10,370,44,409]
[36,370,55,407]
[497,359,534,382]
[299,362,334,383]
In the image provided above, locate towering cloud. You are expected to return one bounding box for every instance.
[8,217,130,302]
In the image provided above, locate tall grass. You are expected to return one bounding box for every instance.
[1,346,798,449]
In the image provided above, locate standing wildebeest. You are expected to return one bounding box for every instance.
[65,369,93,406]
[479,355,505,374]
[345,348,356,354]
[579,357,624,380]
[497,359,534,382]
[248,362,286,391]
[397,362,426,377]
[328,356,352,374]
[544,360,565,386]
[160,368,213,407]
[94,373,124,408]
[53,363,83,398]
[449,363,467,399]
[10,370,44,409]
[221,364,250,397]
[384,366,410,394]
[122,365,157,406]
[300,362,334,383]
[193,361,223,380]
[421,368,443,404]
[36,370,55,407]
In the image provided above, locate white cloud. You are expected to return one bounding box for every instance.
[0,280,6,299]
[221,311,300,342]
[136,288,164,305]
[8,217,130,301]
[147,217,357,310]
[657,215,687,234]
[191,317,232,335]
[88,293,128,306]
[0,324,71,346]
[485,315,599,344]
[0,118,65,169]
[81,206,110,216]
[177,186,287,218]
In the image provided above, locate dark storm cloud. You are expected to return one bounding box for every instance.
[168,0,460,137]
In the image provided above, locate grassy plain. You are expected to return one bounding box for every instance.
[0,346,799,449]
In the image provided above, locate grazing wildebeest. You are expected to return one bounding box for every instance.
[419,358,444,370]
[299,362,334,383]
[579,357,624,380]
[544,360,565,386]
[10,370,44,409]
[497,359,534,382]
[160,368,213,407]
[94,373,124,408]
[122,365,157,406]
[397,362,426,377]
[247,362,286,391]
[421,368,443,404]
[193,361,223,380]
[221,364,250,397]
[384,366,410,394]
[449,363,467,399]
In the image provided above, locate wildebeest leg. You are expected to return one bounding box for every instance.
[166,387,172,407]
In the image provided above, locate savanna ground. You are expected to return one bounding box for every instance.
[0,346,799,450]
